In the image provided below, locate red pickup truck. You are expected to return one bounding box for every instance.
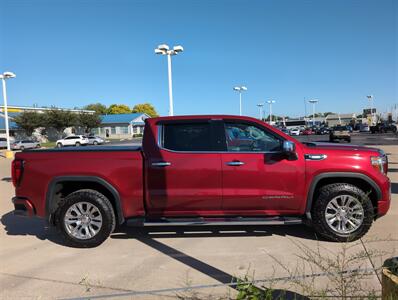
[11,115,391,247]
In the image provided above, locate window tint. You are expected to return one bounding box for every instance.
[225,122,283,152]
[0,138,6,141]
[162,123,213,151]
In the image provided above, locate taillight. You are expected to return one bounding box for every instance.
[11,159,24,187]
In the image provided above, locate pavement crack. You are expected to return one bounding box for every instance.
[359,238,382,285]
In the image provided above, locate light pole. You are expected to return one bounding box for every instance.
[266,100,275,124]
[257,103,264,120]
[0,71,16,157]
[233,86,247,116]
[155,44,184,116]
[308,99,319,127]
[366,95,374,125]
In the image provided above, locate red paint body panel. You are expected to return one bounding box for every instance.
[14,150,144,219]
[13,115,391,223]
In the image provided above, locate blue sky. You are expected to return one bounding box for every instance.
[0,0,397,118]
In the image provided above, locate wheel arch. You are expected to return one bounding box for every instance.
[46,176,125,225]
[305,172,381,220]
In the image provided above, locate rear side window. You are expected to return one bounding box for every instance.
[162,123,213,151]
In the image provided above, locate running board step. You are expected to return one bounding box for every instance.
[126,216,303,227]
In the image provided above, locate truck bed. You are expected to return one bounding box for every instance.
[14,146,145,221]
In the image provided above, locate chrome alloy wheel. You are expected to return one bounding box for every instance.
[324,194,364,234]
[64,202,103,240]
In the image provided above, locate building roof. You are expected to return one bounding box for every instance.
[326,113,356,120]
[100,113,148,124]
[0,105,95,114]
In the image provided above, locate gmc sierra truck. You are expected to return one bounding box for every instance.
[11,115,391,247]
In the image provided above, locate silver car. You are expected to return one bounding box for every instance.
[0,137,7,149]
[87,135,105,145]
[11,140,40,150]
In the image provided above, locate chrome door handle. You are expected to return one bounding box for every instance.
[151,162,171,167]
[226,161,245,166]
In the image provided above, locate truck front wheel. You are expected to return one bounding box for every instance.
[311,183,373,242]
[56,189,116,248]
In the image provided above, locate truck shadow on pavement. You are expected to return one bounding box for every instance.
[0,212,65,245]
[112,227,311,299]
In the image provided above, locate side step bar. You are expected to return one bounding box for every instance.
[126,216,303,227]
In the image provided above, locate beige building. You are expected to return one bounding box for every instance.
[325,113,357,127]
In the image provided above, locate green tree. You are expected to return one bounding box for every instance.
[132,103,159,117]
[84,103,108,114]
[107,104,131,114]
[13,111,45,136]
[43,109,77,138]
[77,113,101,133]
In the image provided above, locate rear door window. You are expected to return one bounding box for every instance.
[162,122,213,151]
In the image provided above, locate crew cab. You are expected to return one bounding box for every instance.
[11,115,391,247]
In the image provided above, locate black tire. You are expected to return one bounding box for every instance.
[20,146,25,151]
[57,143,63,148]
[55,189,116,248]
[329,137,334,142]
[346,138,351,143]
[311,183,374,242]
[75,142,81,147]
[93,141,98,145]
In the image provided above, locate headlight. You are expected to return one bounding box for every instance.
[371,155,388,175]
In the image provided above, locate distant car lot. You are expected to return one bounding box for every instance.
[295,132,398,146]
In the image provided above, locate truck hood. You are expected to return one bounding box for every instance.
[302,142,383,155]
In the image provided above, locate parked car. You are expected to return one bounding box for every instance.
[289,128,300,136]
[301,128,315,135]
[370,122,398,134]
[11,140,40,150]
[87,135,105,145]
[280,128,290,135]
[316,127,330,135]
[11,115,391,247]
[56,135,89,148]
[329,126,351,143]
[0,137,7,148]
[360,124,370,132]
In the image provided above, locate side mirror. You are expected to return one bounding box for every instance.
[283,140,296,154]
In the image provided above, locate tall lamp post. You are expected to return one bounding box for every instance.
[0,71,16,158]
[266,100,275,124]
[233,86,247,116]
[366,95,374,125]
[257,103,264,120]
[155,44,184,116]
[308,99,319,127]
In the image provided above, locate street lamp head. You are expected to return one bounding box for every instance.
[367,95,373,99]
[1,72,16,79]
[257,103,264,107]
[173,45,184,53]
[155,48,166,55]
[308,99,318,104]
[233,86,247,92]
[266,100,275,104]
[157,44,169,51]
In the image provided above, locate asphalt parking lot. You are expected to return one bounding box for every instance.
[0,143,397,299]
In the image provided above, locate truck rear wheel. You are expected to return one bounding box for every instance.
[56,189,116,248]
[311,183,373,242]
